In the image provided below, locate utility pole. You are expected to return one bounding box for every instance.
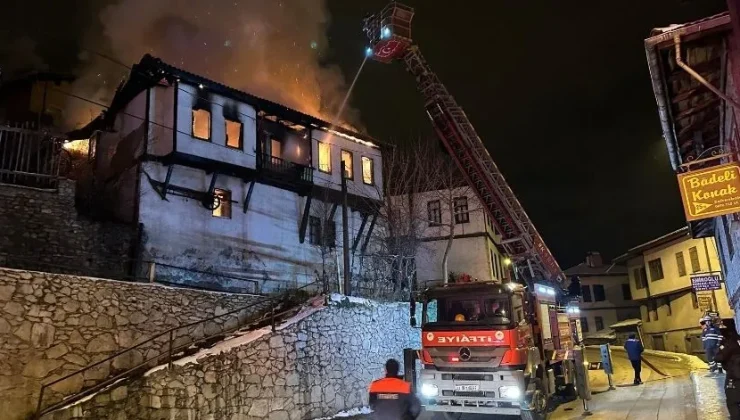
[341,161,351,296]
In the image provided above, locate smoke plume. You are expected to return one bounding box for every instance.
[68,0,360,130]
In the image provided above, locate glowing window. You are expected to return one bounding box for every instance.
[192,108,211,140]
[341,150,353,180]
[212,189,231,219]
[225,119,242,149]
[362,156,374,185]
[318,142,331,173]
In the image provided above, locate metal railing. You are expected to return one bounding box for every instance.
[258,153,313,184]
[0,123,66,189]
[33,280,323,419]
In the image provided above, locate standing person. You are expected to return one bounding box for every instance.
[702,316,724,373]
[624,333,644,385]
[715,326,740,419]
[368,359,421,420]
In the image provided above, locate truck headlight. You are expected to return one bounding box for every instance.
[420,383,439,397]
[499,386,521,400]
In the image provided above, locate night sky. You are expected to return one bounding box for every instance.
[0,0,730,269]
[326,0,728,268]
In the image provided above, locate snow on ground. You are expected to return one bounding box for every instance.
[312,407,373,419]
[145,304,325,376]
[329,293,376,306]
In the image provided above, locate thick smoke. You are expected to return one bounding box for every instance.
[68,0,360,130]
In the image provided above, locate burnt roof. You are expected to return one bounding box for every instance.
[69,54,380,147]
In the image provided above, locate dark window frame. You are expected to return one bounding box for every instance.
[192,107,212,141]
[648,258,664,281]
[593,284,606,302]
[622,283,633,301]
[317,141,332,174]
[580,317,589,333]
[689,246,701,273]
[224,118,243,150]
[361,156,374,185]
[341,149,354,180]
[676,251,687,277]
[453,196,470,224]
[427,200,442,226]
[212,188,232,219]
[581,285,593,302]
[595,316,604,331]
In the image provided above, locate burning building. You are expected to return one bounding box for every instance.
[71,54,383,293]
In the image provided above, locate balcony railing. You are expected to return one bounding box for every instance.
[258,153,313,184]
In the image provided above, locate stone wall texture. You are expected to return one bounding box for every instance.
[47,297,420,420]
[0,268,262,420]
[0,180,139,279]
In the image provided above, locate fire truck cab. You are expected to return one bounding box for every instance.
[415,281,576,419]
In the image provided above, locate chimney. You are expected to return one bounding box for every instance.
[586,252,603,268]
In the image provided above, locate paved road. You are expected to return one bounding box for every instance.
[342,347,711,420]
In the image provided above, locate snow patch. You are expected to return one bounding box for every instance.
[145,303,325,375]
[56,378,126,411]
[329,293,376,306]
[313,407,373,419]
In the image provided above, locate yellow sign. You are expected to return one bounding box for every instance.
[697,292,713,312]
[678,163,740,221]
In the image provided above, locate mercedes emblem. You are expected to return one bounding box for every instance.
[459,347,471,361]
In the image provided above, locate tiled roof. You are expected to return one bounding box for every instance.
[563,262,627,277]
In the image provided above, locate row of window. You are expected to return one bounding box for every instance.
[490,249,504,280]
[192,108,376,185]
[580,283,633,303]
[580,316,605,333]
[426,197,470,226]
[634,246,702,289]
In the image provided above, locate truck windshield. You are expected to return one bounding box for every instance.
[427,295,512,326]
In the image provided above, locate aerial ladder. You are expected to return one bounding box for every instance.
[362,3,563,286]
[363,4,582,419]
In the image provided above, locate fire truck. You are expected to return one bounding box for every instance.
[362,3,582,419]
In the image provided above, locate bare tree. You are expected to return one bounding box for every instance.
[309,183,340,293]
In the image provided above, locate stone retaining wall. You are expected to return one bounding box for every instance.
[48,296,420,420]
[0,268,262,420]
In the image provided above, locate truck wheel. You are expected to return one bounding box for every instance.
[521,379,548,420]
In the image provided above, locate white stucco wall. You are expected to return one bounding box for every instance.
[138,161,370,293]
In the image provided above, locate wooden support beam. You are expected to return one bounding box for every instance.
[160,165,174,199]
[328,203,338,222]
[352,212,370,253]
[243,179,256,214]
[299,195,313,244]
[361,213,378,253]
[207,172,219,195]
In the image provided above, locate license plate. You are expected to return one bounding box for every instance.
[454,384,479,392]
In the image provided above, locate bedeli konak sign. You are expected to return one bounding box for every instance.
[678,162,740,221]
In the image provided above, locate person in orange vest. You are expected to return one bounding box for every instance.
[368,359,421,420]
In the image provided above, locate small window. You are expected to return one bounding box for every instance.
[225,119,242,149]
[361,156,374,185]
[622,283,632,301]
[271,139,282,159]
[309,216,322,245]
[308,216,335,248]
[580,317,589,333]
[341,150,353,179]
[212,189,231,218]
[490,250,496,279]
[593,284,606,302]
[454,197,470,224]
[427,200,441,226]
[648,258,664,281]
[689,246,701,273]
[192,108,211,140]
[318,142,331,173]
[581,285,592,302]
[324,222,337,248]
[595,316,604,331]
[676,252,687,277]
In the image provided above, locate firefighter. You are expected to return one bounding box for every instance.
[702,316,724,373]
[368,359,421,420]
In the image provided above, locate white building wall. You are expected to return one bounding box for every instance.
[311,130,382,201]
[138,161,369,293]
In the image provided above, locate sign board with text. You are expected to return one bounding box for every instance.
[697,293,713,312]
[600,344,614,375]
[691,274,722,292]
[678,163,740,221]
